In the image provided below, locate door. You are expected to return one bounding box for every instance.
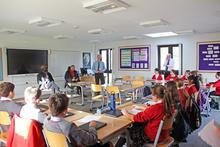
[99,49,112,84]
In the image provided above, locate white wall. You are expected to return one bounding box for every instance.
[0,34,96,97]
[97,32,220,82]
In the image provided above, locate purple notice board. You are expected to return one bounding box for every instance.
[197,41,220,71]
[120,46,150,70]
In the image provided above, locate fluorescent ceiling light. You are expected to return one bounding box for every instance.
[83,0,129,14]
[176,30,195,35]
[29,17,64,27]
[0,28,26,34]
[123,36,138,40]
[144,32,177,38]
[140,19,168,27]
[88,28,103,34]
[53,35,72,39]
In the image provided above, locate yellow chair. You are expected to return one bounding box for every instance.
[0,111,10,144]
[44,128,68,147]
[90,84,105,110]
[122,75,131,84]
[135,76,145,81]
[106,86,122,105]
[131,80,145,100]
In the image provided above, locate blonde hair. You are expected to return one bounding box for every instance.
[24,86,41,103]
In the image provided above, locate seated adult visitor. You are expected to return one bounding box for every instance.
[165,70,178,81]
[206,72,220,96]
[116,85,176,147]
[64,65,81,94]
[43,93,111,147]
[20,86,46,124]
[0,82,22,131]
[152,68,163,80]
[37,64,59,93]
[181,70,190,81]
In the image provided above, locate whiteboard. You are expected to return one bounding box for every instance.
[49,50,81,77]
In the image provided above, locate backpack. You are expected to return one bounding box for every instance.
[197,89,207,112]
[187,98,202,131]
[143,86,152,97]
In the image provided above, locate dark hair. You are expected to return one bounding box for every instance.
[164,81,180,117]
[216,72,220,77]
[0,82,15,97]
[36,88,42,99]
[188,75,200,90]
[185,70,190,73]
[49,94,69,116]
[41,64,48,72]
[154,68,160,72]
[152,84,165,99]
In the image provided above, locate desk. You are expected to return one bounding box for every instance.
[118,84,144,101]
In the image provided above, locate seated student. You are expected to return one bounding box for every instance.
[190,70,201,91]
[152,68,163,80]
[185,75,198,98]
[20,86,47,124]
[181,70,190,81]
[117,85,176,147]
[0,82,22,131]
[165,70,178,81]
[207,72,220,96]
[176,79,190,110]
[64,65,81,94]
[37,64,59,93]
[44,94,111,147]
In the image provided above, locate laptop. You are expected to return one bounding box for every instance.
[104,109,123,117]
[79,121,107,131]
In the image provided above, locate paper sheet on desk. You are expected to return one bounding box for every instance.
[78,115,101,123]
[127,108,143,115]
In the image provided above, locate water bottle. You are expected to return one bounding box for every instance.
[110,92,116,111]
[96,108,102,115]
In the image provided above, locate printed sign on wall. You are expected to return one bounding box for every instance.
[197,41,220,71]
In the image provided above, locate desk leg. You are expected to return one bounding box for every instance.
[76,86,84,106]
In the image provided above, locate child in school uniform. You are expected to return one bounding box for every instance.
[207,72,220,96]
[176,79,190,110]
[185,75,198,98]
[181,70,190,81]
[152,68,163,80]
[116,84,177,147]
[20,86,46,124]
[0,82,22,131]
[44,93,111,147]
[165,70,178,81]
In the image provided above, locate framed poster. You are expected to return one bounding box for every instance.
[82,52,91,69]
[197,41,220,72]
[119,45,150,70]
[0,48,2,80]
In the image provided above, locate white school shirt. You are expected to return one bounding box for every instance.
[163,58,174,71]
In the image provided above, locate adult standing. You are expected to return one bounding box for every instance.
[163,53,175,79]
[92,55,106,85]
[37,64,59,93]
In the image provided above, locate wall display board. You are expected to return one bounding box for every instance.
[119,45,150,70]
[197,41,220,72]
[82,52,91,69]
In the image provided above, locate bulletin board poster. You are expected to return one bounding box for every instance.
[120,46,150,70]
[197,41,220,72]
[0,48,2,81]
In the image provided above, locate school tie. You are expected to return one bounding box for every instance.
[166,59,170,71]
[97,61,100,71]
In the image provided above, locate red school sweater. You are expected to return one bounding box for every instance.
[152,74,163,80]
[165,74,178,81]
[133,103,169,142]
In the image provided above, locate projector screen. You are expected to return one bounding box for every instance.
[7,49,48,75]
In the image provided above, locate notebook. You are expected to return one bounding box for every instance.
[79,121,107,131]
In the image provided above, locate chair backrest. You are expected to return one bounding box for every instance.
[0,111,11,126]
[122,75,131,81]
[44,128,67,147]
[153,113,176,147]
[106,86,120,94]
[131,80,144,87]
[81,76,95,83]
[135,76,144,81]
[91,84,102,92]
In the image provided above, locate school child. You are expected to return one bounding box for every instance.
[152,68,163,80]
[181,70,190,81]
[165,70,178,81]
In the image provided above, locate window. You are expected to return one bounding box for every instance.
[158,44,183,74]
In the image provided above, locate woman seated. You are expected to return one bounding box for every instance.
[181,70,190,81]
[64,65,80,94]
[165,70,178,81]
[152,68,163,81]
[116,84,176,147]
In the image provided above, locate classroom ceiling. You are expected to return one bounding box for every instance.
[0,0,220,43]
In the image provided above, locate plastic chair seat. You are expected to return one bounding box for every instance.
[143,136,174,147]
[92,95,103,100]
[0,132,8,144]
